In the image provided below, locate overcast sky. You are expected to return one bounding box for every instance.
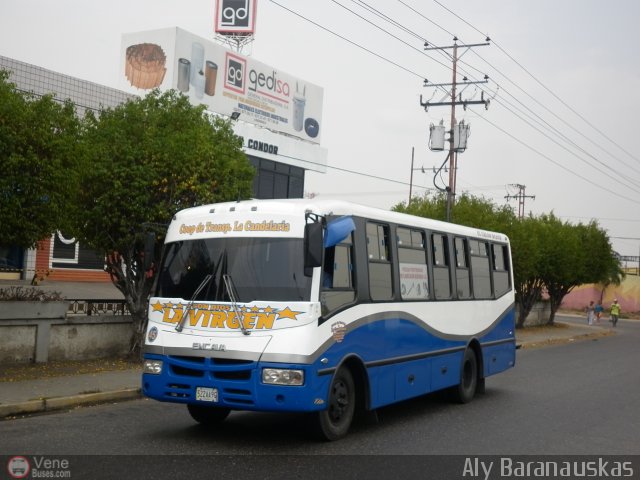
[2,0,640,257]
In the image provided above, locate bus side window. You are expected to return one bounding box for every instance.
[492,243,511,297]
[432,233,451,300]
[323,247,336,288]
[367,222,393,301]
[469,239,492,299]
[455,237,472,299]
[398,227,428,300]
[320,235,355,316]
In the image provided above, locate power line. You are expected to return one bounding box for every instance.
[387,2,640,196]
[276,150,435,192]
[388,0,640,193]
[379,1,640,196]
[470,106,640,206]
[432,0,640,165]
[268,0,425,80]
[394,1,640,185]
[268,1,640,207]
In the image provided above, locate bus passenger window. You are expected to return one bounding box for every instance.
[432,233,451,300]
[398,227,428,300]
[469,240,492,299]
[492,243,511,297]
[455,237,472,299]
[367,222,393,301]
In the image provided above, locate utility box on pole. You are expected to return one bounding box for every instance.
[429,121,446,151]
[453,121,470,152]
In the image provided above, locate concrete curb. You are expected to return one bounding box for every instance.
[0,388,141,419]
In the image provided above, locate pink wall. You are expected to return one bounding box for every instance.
[561,276,640,313]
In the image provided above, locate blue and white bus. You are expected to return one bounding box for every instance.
[142,199,516,440]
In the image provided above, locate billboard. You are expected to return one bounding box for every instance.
[214,0,257,34]
[120,27,324,144]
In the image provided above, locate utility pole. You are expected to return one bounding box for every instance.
[408,147,415,205]
[505,184,536,219]
[421,37,490,222]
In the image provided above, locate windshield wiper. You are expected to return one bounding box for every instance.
[175,274,213,332]
[223,274,250,336]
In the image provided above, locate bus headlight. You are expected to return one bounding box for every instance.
[262,368,304,386]
[143,360,163,375]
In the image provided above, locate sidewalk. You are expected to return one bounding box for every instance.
[0,320,614,420]
[0,368,141,418]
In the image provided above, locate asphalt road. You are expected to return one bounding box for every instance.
[1,315,638,477]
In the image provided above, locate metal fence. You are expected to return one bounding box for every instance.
[66,299,130,316]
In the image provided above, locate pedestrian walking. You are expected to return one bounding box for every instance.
[586,300,595,326]
[595,302,604,323]
[610,299,621,327]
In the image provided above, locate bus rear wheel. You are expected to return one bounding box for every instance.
[452,348,478,404]
[187,404,231,425]
[315,367,355,441]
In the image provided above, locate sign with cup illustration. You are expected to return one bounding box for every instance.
[177,58,190,92]
[205,61,218,96]
[121,27,323,143]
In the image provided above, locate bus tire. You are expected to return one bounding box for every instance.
[187,404,231,425]
[453,348,478,404]
[315,367,356,441]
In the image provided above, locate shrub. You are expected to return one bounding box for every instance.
[0,286,65,301]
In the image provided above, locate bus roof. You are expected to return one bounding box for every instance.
[171,198,509,243]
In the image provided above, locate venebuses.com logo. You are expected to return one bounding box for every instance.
[7,457,30,479]
[7,456,71,479]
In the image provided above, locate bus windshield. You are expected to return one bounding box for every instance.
[156,237,312,302]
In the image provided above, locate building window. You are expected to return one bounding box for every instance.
[248,156,305,199]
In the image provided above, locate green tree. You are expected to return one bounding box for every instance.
[71,89,254,353]
[539,216,620,325]
[400,191,448,220]
[0,70,83,247]
[535,214,581,325]
[506,216,545,328]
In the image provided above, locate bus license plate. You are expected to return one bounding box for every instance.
[195,387,218,402]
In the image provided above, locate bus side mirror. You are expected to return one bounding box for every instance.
[304,223,323,271]
[143,232,156,271]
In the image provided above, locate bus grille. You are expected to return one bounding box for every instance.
[163,355,256,405]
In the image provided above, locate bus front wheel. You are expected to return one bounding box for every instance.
[452,348,478,404]
[187,404,231,425]
[315,367,356,441]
